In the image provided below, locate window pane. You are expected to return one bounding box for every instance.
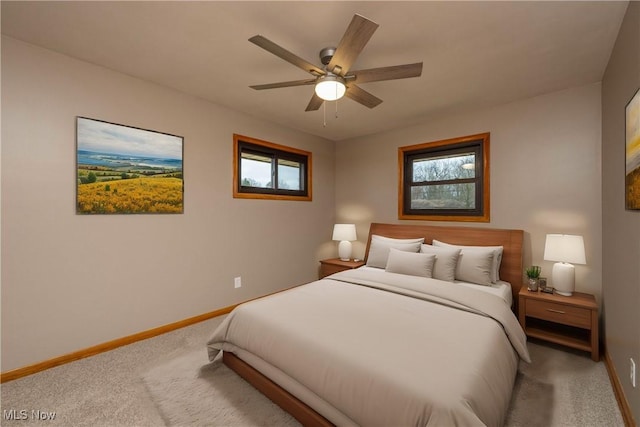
[241,152,273,188]
[412,153,476,183]
[399,133,488,221]
[234,134,311,200]
[410,183,476,209]
[278,159,302,190]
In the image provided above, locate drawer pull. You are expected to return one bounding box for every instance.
[546,308,566,314]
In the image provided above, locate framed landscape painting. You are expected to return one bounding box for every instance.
[76,117,184,214]
[627,88,640,210]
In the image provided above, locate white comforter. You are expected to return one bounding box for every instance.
[207,268,530,427]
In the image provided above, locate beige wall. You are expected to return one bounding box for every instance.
[336,83,603,301]
[0,37,336,372]
[602,1,640,421]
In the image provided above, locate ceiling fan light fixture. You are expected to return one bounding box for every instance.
[315,75,346,101]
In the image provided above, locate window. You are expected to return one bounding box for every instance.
[233,134,312,201]
[398,133,489,221]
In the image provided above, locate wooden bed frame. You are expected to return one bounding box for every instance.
[223,223,524,427]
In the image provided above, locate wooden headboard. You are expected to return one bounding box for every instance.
[365,223,524,304]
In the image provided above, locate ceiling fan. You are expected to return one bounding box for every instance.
[248,14,423,112]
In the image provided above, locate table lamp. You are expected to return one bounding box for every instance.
[332,224,357,261]
[543,234,586,296]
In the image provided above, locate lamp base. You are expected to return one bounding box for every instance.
[338,240,352,261]
[551,262,575,296]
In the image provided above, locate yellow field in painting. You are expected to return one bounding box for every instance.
[77,177,183,214]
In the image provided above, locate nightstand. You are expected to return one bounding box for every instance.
[518,286,599,361]
[319,258,365,279]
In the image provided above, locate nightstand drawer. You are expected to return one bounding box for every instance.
[526,299,591,329]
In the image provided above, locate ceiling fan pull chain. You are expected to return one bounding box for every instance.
[335,99,339,119]
[323,102,327,127]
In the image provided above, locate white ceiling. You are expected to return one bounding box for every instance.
[1,1,628,141]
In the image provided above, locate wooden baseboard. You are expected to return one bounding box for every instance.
[604,349,637,427]
[0,304,237,384]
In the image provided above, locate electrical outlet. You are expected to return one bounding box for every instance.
[631,358,636,388]
[234,277,242,289]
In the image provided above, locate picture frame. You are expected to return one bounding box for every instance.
[76,117,184,214]
[538,277,547,290]
[626,87,640,210]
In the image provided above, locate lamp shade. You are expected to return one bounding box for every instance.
[332,224,357,241]
[543,234,586,264]
[315,75,346,101]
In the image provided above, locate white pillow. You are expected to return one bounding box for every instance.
[420,244,461,282]
[366,235,424,269]
[371,235,425,245]
[385,249,436,278]
[455,250,494,286]
[432,239,503,283]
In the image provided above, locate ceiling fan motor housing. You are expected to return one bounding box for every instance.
[319,47,337,65]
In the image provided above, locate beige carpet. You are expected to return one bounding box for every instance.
[142,341,624,427]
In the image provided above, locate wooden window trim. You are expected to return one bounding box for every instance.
[233,134,312,201]
[398,132,490,222]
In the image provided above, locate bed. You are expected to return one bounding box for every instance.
[207,223,529,426]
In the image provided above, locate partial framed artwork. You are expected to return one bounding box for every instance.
[76,117,184,214]
[626,88,640,210]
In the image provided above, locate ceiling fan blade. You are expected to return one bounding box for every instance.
[250,78,317,90]
[345,84,383,109]
[249,35,325,76]
[327,14,379,76]
[349,62,423,84]
[305,93,324,111]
